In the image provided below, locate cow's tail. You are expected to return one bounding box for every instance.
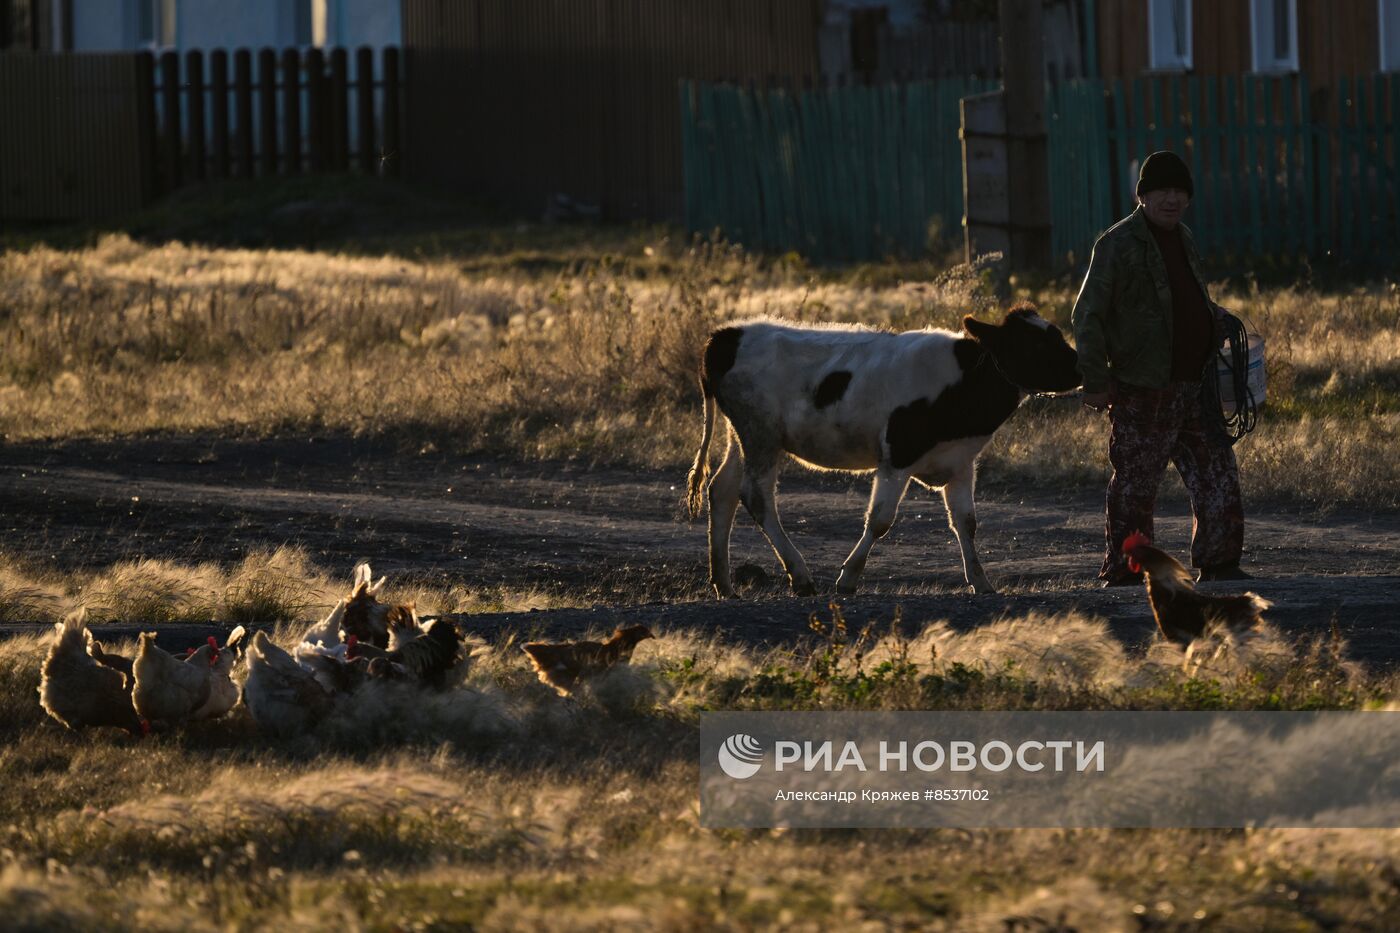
[685,387,718,521]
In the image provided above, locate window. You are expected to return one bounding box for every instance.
[1251,0,1298,72]
[1382,0,1400,71]
[1148,0,1192,70]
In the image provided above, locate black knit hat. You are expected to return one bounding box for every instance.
[1136,150,1194,198]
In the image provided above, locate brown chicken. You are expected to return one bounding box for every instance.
[39,609,146,735]
[88,638,135,680]
[1122,532,1269,645]
[521,625,655,697]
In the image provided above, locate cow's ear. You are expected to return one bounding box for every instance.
[962,316,997,342]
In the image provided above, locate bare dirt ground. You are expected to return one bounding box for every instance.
[3,434,1399,665]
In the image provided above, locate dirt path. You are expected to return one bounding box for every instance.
[3,435,1398,664]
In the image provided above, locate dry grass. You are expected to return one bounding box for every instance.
[0,547,578,624]
[0,608,1397,929]
[4,235,1397,508]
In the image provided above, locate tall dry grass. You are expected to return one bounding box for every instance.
[0,547,574,624]
[2,235,1398,507]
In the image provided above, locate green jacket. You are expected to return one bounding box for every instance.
[1070,206,1215,394]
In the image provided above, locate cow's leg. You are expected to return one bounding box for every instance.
[835,467,911,595]
[740,457,815,597]
[706,437,743,599]
[941,467,995,594]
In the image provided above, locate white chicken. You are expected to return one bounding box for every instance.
[295,597,350,665]
[243,630,336,736]
[133,632,220,724]
[189,626,247,721]
[38,608,146,736]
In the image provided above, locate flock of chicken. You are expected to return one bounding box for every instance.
[35,538,1265,738]
[38,563,656,738]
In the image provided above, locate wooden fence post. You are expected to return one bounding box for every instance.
[186,49,205,182]
[330,47,349,172]
[281,48,302,175]
[234,49,254,178]
[306,47,326,173]
[258,48,278,177]
[382,46,400,176]
[210,49,230,179]
[355,46,375,174]
[159,49,182,190]
[998,0,1051,270]
[135,51,159,200]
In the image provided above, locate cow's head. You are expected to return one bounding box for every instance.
[963,304,1081,393]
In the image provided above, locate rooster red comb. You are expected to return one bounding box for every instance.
[208,636,219,649]
[1122,531,1151,555]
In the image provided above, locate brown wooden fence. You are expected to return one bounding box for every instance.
[149,45,402,194]
[0,53,153,220]
[0,47,401,221]
[401,0,822,221]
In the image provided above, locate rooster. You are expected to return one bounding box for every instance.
[38,609,146,736]
[243,630,337,737]
[339,562,393,649]
[367,618,462,690]
[1122,532,1269,645]
[521,625,655,697]
[386,604,424,652]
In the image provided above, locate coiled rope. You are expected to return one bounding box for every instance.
[1205,311,1259,444]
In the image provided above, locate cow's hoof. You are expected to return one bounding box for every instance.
[835,582,859,596]
[969,583,999,596]
[791,580,818,597]
[712,584,738,600]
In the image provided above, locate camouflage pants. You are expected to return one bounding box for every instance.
[1100,380,1244,580]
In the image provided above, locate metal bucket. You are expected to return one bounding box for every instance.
[1217,332,1266,416]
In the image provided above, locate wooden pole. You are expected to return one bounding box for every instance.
[999,0,1051,270]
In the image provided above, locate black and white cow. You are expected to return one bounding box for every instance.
[685,304,1081,598]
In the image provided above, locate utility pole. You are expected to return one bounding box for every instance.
[998,0,1051,270]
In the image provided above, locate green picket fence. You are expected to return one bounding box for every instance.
[1335,73,1400,265]
[1047,79,1114,264]
[681,78,993,261]
[1105,72,1400,265]
[682,74,1400,266]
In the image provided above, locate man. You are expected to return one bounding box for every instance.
[1071,150,1249,586]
